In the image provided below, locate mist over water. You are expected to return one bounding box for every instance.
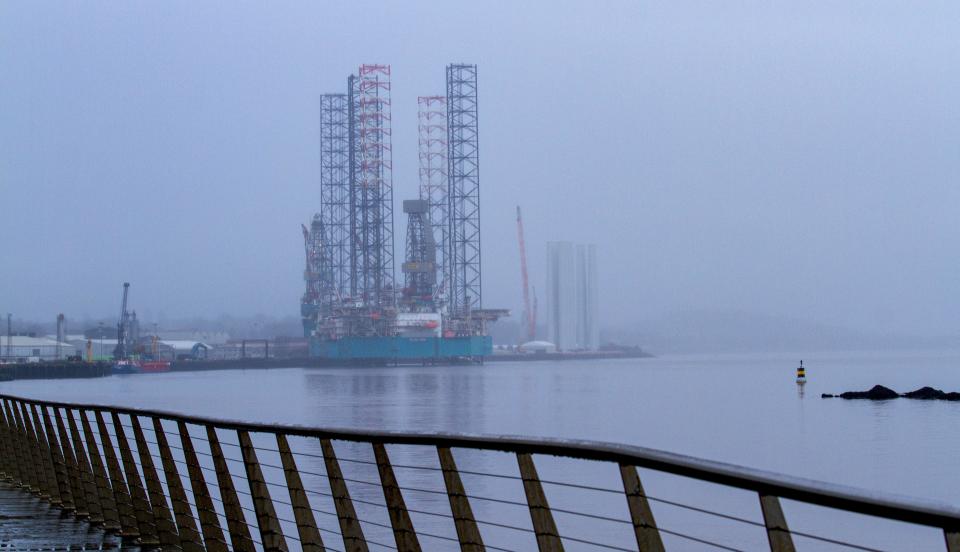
[1,2,958,339]
[1,2,958,548]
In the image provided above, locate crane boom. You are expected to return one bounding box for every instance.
[114,282,130,359]
[516,206,536,341]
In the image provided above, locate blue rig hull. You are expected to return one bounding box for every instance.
[310,335,492,361]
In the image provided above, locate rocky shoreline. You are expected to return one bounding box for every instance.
[822,385,960,401]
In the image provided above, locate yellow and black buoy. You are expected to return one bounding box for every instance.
[796,360,806,384]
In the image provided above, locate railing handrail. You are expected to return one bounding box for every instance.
[4,392,957,533]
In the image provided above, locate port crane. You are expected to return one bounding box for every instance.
[113,282,130,360]
[516,206,537,341]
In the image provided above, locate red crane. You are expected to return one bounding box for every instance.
[516,206,536,341]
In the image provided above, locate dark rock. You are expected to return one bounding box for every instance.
[839,385,899,400]
[902,386,946,400]
[826,385,960,401]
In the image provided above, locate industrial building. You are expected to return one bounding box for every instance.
[65,337,114,361]
[301,63,506,362]
[1,336,77,362]
[157,330,229,345]
[546,241,599,351]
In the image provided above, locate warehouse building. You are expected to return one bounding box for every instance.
[0,336,78,362]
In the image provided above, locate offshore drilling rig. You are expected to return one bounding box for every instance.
[301,63,506,362]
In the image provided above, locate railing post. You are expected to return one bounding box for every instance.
[64,408,107,526]
[945,529,960,552]
[0,402,22,485]
[21,401,58,503]
[0,404,14,482]
[29,403,65,506]
[0,394,958,552]
[517,452,565,552]
[152,417,204,551]
[437,446,484,551]
[178,421,228,552]
[207,425,256,551]
[94,410,140,539]
[2,402,25,488]
[12,401,45,495]
[112,412,159,546]
[372,442,422,552]
[238,430,289,552]
[79,410,122,531]
[758,494,796,552]
[620,464,665,552]
[276,434,324,551]
[130,414,180,547]
[38,404,75,512]
[49,406,87,517]
[320,438,369,552]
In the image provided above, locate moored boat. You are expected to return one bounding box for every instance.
[111,359,171,374]
[140,360,171,373]
[111,360,140,374]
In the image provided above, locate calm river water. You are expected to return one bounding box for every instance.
[3,350,958,550]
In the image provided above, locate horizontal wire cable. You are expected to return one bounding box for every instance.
[540,478,620,493]
[189,492,355,552]
[358,537,398,550]
[655,524,747,552]
[198,480,400,549]
[110,447,778,552]
[304,503,341,518]
[785,528,891,552]
[641,493,766,528]
[63,418,902,552]
[456,468,523,481]
[474,512,654,552]
[186,462,743,552]
[300,486,335,500]
[289,448,447,473]
[81,441,750,552]
[557,533,636,552]
[177,500,238,548]
[547,506,632,525]
[294,477,448,524]
[473,517,536,534]
[461,492,528,508]
[289,448,378,466]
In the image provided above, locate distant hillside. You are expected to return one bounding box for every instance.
[602,309,958,354]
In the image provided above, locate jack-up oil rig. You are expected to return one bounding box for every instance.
[302,64,506,362]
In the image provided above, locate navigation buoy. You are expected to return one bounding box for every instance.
[796,360,806,384]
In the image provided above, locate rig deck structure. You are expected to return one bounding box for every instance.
[303,63,505,362]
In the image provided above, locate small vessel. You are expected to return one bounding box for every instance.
[140,360,171,373]
[796,360,806,384]
[111,359,172,374]
[111,359,141,374]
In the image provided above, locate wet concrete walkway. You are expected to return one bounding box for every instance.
[0,482,122,550]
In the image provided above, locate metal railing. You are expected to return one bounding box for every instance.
[0,392,957,551]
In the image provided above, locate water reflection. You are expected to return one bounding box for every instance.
[2,352,959,550]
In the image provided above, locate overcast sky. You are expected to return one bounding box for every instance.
[1,2,957,335]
